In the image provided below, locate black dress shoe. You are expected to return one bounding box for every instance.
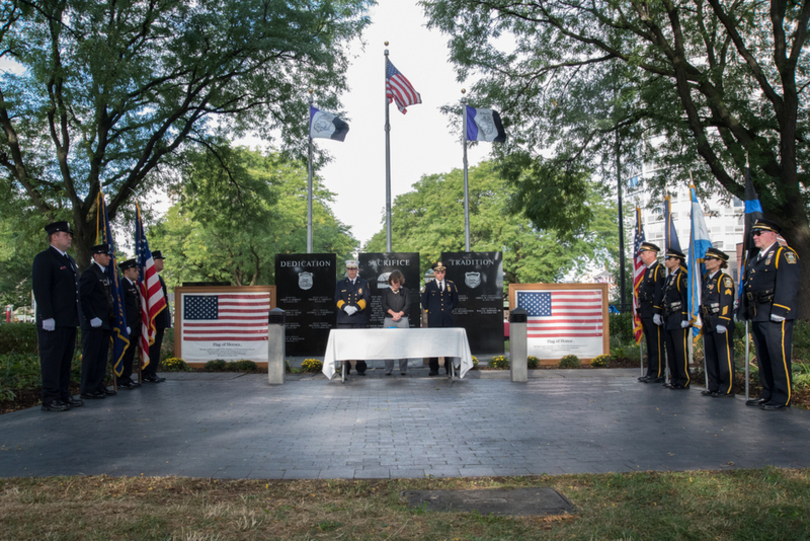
[711,392,735,398]
[118,381,134,390]
[761,402,790,411]
[400,372,407,376]
[670,384,689,390]
[41,399,71,412]
[662,382,673,388]
[65,397,84,407]
[103,388,117,396]
[357,372,366,376]
[638,375,649,381]
[143,375,166,383]
[429,371,439,376]
[644,377,664,384]
[385,372,392,376]
[700,390,714,396]
[745,398,768,407]
[80,392,106,399]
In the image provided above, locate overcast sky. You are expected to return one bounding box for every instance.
[310,1,496,247]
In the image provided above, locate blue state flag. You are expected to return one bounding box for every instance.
[96,192,129,377]
[664,193,682,253]
[309,106,349,142]
[466,106,506,143]
[687,185,712,338]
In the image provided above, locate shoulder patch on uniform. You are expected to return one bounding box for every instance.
[723,276,733,288]
[785,251,798,265]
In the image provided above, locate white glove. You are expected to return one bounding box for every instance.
[344,305,358,316]
[90,317,103,328]
[680,320,690,328]
[42,318,56,331]
[716,325,727,334]
[653,314,663,326]
[771,314,786,322]
[126,327,131,334]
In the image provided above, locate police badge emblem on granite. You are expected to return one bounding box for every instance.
[298,271,313,291]
[465,271,481,289]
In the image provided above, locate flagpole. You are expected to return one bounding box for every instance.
[462,89,470,251]
[743,155,750,400]
[307,90,314,254]
[384,43,392,252]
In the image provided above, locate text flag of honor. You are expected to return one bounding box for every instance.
[518,290,603,338]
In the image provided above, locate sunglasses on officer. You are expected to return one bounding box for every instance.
[752,230,765,236]
[704,256,718,261]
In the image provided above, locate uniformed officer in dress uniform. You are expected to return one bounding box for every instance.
[741,219,800,410]
[662,248,691,389]
[700,247,735,397]
[118,259,142,389]
[143,250,169,383]
[32,221,83,412]
[637,242,665,383]
[421,261,459,376]
[79,244,116,399]
[334,259,371,375]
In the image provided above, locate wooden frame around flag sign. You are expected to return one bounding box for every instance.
[508,283,610,365]
[174,286,276,368]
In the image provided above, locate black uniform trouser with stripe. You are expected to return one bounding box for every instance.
[143,328,164,378]
[704,330,734,394]
[80,327,112,394]
[751,320,794,406]
[664,327,690,387]
[120,332,140,382]
[641,317,664,378]
[38,326,77,403]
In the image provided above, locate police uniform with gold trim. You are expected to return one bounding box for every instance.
[334,260,371,375]
[637,243,666,382]
[421,261,459,375]
[662,251,690,389]
[700,248,735,396]
[742,219,800,408]
[118,259,141,388]
[79,245,115,397]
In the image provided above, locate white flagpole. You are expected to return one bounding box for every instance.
[461,90,470,251]
[384,43,392,252]
[307,90,314,254]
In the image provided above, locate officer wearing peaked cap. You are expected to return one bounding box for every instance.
[662,248,691,389]
[421,261,459,376]
[741,219,800,410]
[700,247,735,398]
[78,244,116,399]
[117,259,142,389]
[32,221,83,411]
[335,259,370,375]
[637,242,666,383]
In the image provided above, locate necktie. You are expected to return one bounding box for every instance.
[440,281,444,292]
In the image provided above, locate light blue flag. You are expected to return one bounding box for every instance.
[687,185,712,338]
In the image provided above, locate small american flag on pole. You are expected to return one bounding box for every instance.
[518,290,603,338]
[183,294,270,341]
[632,207,645,344]
[386,58,422,114]
[135,205,166,369]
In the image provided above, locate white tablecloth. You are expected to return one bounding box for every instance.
[322,328,474,379]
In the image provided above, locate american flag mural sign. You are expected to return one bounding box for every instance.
[176,286,275,364]
[509,283,609,361]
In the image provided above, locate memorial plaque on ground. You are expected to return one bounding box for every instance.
[275,253,336,356]
[359,253,420,328]
[401,488,576,516]
[443,251,504,356]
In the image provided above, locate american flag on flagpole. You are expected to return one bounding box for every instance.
[632,207,645,344]
[183,294,270,341]
[135,205,166,369]
[518,290,603,338]
[386,58,422,114]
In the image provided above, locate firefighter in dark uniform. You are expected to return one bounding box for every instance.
[118,259,142,389]
[334,259,371,375]
[421,261,459,376]
[741,219,800,410]
[143,250,169,383]
[79,244,116,399]
[637,242,665,383]
[662,248,691,389]
[32,221,83,412]
[700,247,735,397]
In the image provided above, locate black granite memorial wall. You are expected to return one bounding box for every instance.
[359,253,421,328]
[443,251,504,356]
[275,253,336,356]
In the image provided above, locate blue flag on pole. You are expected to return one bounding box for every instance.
[96,192,129,377]
[687,185,712,338]
[309,106,350,142]
[465,106,506,143]
[664,193,682,253]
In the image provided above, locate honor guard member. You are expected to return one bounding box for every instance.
[741,219,800,410]
[79,244,116,399]
[143,250,169,383]
[421,261,459,376]
[700,247,735,397]
[118,259,142,389]
[334,259,371,375]
[662,248,691,389]
[637,242,666,383]
[32,221,83,411]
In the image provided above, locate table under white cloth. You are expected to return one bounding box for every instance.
[322,328,474,380]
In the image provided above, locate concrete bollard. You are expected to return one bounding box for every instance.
[268,308,285,385]
[510,308,528,382]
